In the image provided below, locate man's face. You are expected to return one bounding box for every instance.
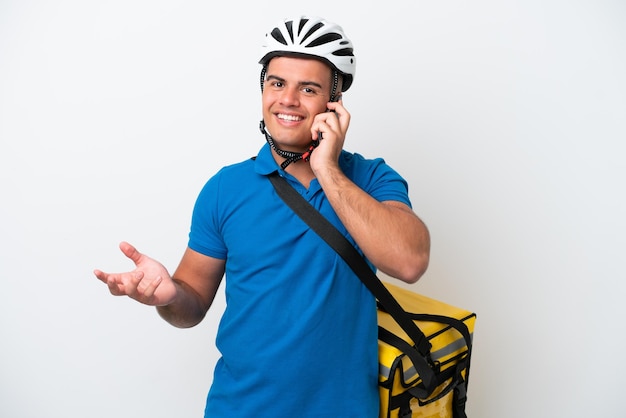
[262,56,333,153]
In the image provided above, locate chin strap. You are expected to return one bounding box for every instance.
[259,120,320,170]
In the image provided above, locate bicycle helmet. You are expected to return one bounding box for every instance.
[259,16,356,92]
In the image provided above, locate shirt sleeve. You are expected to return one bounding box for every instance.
[188,170,228,259]
[344,152,413,208]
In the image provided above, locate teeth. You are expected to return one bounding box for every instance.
[277,114,302,121]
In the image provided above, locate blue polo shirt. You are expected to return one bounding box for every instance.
[189,143,412,418]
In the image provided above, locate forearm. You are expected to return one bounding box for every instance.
[156,278,210,328]
[316,166,430,283]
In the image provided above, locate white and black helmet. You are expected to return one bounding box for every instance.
[259,16,356,92]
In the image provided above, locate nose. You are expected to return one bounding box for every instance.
[279,87,299,107]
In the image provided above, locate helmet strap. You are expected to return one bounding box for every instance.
[260,67,267,92]
[259,120,320,170]
[330,71,339,102]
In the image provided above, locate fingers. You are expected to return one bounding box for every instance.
[311,114,334,140]
[94,268,123,293]
[312,102,350,140]
[119,241,143,265]
[93,268,107,283]
[94,269,142,296]
[94,267,162,303]
[311,117,341,142]
[325,100,350,128]
[137,276,163,299]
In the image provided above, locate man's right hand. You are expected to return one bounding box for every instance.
[94,241,178,306]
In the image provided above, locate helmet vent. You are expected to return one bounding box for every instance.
[300,22,325,44]
[333,47,354,57]
[285,21,295,43]
[307,32,342,48]
[297,18,309,35]
[270,28,288,46]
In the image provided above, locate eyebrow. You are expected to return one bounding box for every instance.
[265,75,324,90]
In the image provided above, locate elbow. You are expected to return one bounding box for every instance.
[377,251,429,284]
[397,252,430,284]
[395,230,431,283]
[400,219,431,283]
[156,304,207,329]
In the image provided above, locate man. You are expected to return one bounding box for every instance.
[94,15,430,417]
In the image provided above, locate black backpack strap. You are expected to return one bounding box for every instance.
[268,171,438,392]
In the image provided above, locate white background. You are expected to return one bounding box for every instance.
[1,1,625,417]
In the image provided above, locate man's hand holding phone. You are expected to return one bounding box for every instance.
[308,97,351,175]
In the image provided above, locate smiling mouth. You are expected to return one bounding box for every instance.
[277,113,303,122]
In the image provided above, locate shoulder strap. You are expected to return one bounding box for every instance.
[268,172,437,391]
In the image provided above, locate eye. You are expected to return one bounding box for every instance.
[302,86,321,96]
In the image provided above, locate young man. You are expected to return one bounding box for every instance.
[94,16,430,417]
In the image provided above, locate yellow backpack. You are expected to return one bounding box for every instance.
[378,281,475,418]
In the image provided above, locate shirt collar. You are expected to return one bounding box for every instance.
[254,143,280,176]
